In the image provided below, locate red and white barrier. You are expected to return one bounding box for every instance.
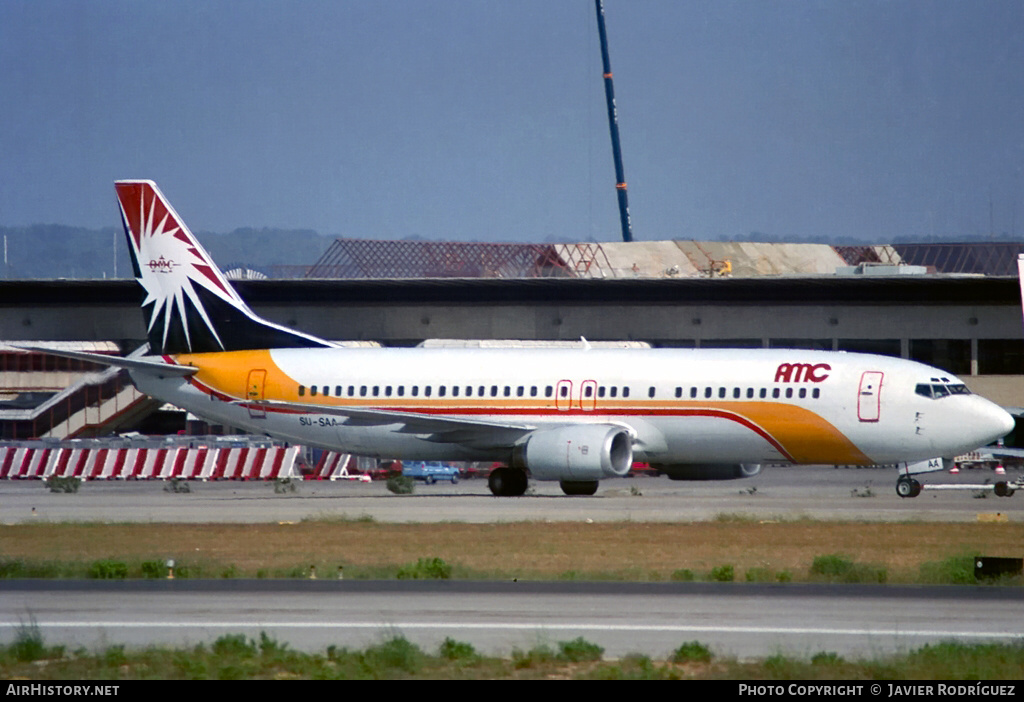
[0,445,301,481]
[310,451,370,481]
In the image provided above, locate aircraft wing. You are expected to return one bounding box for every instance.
[248,399,537,450]
[11,346,198,378]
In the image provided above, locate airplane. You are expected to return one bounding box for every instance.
[23,180,1016,498]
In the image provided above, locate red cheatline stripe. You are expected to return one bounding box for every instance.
[244,400,799,463]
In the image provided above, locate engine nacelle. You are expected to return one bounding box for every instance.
[655,463,763,481]
[515,424,633,482]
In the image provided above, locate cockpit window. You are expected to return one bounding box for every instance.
[916,382,972,399]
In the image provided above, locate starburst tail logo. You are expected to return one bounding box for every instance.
[116,180,247,353]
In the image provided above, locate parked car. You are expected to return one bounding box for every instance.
[402,461,460,484]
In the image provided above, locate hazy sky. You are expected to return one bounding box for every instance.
[2,0,1023,243]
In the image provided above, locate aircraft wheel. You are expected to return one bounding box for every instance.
[488,467,528,497]
[560,480,599,496]
[994,481,1012,497]
[896,477,918,499]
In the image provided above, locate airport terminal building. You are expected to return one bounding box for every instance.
[2,240,1023,440]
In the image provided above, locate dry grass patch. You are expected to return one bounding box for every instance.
[1,520,1021,581]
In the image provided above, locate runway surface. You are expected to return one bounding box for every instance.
[1,466,1021,661]
[1,580,1021,660]
[1,465,1020,524]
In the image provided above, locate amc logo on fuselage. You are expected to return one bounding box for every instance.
[774,362,831,383]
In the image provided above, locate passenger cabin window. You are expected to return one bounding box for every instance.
[298,386,306,397]
[623,387,630,398]
[690,387,697,399]
[311,386,318,397]
[335,386,342,396]
[648,386,656,398]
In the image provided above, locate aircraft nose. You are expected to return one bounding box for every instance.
[981,401,1016,442]
[996,406,1016,437]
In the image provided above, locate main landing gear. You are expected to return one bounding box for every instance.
[487,469,601,497]
[488,467,528,497]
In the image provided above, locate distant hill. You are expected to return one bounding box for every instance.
[0,225,333,279]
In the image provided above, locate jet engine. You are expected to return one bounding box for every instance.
[514,424,633,482]
[654,463,763,481]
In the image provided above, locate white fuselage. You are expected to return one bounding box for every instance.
[130,347,1014,467]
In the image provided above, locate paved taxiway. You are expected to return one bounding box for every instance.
[1,580,1021,660]
[1,466,1020,660]
[0,465,1019,524]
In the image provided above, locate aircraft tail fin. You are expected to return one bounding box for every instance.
[115,180,332,355]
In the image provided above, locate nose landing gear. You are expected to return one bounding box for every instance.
[896,476,922,498]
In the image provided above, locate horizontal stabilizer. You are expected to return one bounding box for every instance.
[13,346,198,378]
